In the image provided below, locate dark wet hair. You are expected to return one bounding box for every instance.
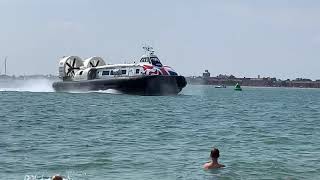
[52,175,63,180]
[210,148,220,159]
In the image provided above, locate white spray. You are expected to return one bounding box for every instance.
[0,79,54,92]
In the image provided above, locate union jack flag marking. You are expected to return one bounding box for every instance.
[143,65,178,76]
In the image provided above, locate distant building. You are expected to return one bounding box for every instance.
[229,75,236,79]
[203,70,210,78]
[186,74,320,88]
[294,78,312,82]
[216,74,229,79]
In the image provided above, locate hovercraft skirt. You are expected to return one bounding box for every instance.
[52,75,187,95]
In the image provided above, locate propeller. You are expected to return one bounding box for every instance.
[66,58,80,77]
[89,60,100,67]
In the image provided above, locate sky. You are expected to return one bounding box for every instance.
[0,0,320,80]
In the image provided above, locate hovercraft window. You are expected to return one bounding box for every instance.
[102,71,110,75]
[150,57,162,67]
[141,57,151,63]
[79,71,83,75]
[110,70,114,75]
[122,70,127,75]
[136,69,140,74]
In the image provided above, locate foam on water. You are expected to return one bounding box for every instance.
[23,171,88,180]
[24,175,71,180]
[92,89,123,94]
[66,89,123,94]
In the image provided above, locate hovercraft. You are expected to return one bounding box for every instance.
[52,46,187,95]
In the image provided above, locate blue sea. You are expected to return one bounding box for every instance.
[1,80,319,179]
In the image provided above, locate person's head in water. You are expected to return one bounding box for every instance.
[203,147,225,169]
[52,175,63,180]
[210,148,220,159]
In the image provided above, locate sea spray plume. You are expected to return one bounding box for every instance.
[19,79,55,92]
[0,78,54,92]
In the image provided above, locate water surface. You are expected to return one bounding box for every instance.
[0,85,319,179]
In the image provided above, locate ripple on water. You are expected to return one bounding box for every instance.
[0,86,320,179]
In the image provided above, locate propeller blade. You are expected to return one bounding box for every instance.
[74,67,80,70]
[72,58,76,67]
[95,60,100,67]
[90,62,95,67]
[66,62,72,68]
[67,68,72,75]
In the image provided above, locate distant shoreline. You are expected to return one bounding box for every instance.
[186,76,320,88]
[1,74,320,89]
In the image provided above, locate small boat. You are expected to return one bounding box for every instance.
[234,83,242,91]
[215,85,226,88]
[52,46,187,95]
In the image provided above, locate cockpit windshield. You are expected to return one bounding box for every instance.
[150,57,163,67]
[140,57,150,63]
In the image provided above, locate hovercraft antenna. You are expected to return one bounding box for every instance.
[143,45,154,55]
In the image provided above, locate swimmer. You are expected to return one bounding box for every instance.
[203,148,225,169]
[52,175,63,180]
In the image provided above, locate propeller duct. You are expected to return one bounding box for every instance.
[83,57,106,68]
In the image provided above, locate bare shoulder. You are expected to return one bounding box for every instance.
[203,162,211,169]
[219,164,225,168]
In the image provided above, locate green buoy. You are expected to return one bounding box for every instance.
[234,83,242,91]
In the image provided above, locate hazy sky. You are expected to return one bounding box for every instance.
[0,0,320,79]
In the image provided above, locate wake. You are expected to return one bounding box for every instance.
[90,89,123,94]
[68,89,123,94]
[0,79,124,95]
